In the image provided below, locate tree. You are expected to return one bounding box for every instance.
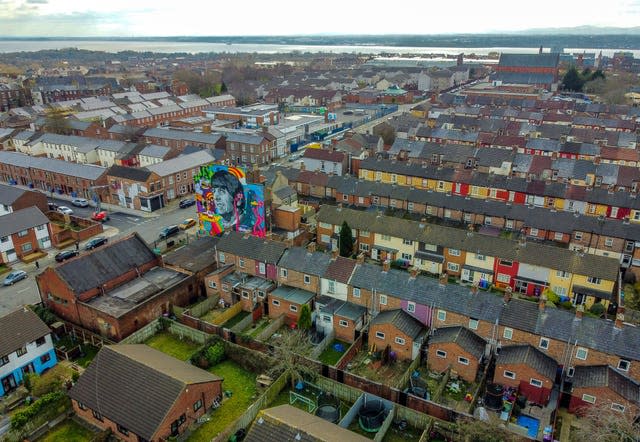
[571,400,640,442]
[373,123,396,146]
[43,108,72,135]
[453,416,520,442]
[339,221,354,257]
[562,67,584,92]
[298,304,312,330]
[266,329,317,388]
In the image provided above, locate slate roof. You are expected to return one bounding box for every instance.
[270,285,315,305]
[54,233,157,295]
[163,236,220,273]
[277,247,332,277]
[138,144,171,158]
[498,53,560,68]
[69,345,221,441]
[323,256,357,284]
[0,183,30,205]
[0,206,49,238]
[0,308,50,359]
[0,151,106,180]
[428,326,486,360]
[303,148,345,163]
[145,150,215,176]
[334,301,367,321]
[371,309,425,340]
[143,128,223,145]
[572,365,640,404]
[217,231,287,264]
[107,165,153,182]
[245,405,370,442]
[496,345,558,381]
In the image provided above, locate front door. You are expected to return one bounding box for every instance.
[1,374,17,393]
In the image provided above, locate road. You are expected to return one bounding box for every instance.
[0,198,202,315]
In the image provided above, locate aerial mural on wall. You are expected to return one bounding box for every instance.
[194,164,266,238]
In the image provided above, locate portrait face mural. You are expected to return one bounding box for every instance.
[194,165,266,237]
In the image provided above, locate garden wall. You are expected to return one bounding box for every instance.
[119,319,162,344]
[119,318,209,345]
[188,295,220,318]
[231,311,255,334]
[336,334,363,370]
[309,330,335,361]
[256,314,285,341]
[210,302,243,326]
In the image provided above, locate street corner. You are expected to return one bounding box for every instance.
[102,225,121,239]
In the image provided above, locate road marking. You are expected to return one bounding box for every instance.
[127,217,140,222]
[17,287,30,293]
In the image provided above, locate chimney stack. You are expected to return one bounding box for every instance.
[575,304,584,320]
[300,161,306,171]
[439,273,448,285]
[503,286,512,305]
[382,259,390,272]
[409,267,419,279]
[614,306,625,329]
[356,253,365,264]
[470,283,479,295]
[538,294,547,312]
[307,242,316,253]
[331,248,338,260]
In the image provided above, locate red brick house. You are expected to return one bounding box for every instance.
[494,344,558,406]
[315,296,367,344]
[70,345,223,441]
[0,183,48,215]
[427,326,487,383]
[369,309,427,362]
[0,206,51,263]
[569,365,640,415]
[36,233,196,341]
[268,285,315,325]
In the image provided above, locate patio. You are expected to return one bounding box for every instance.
[345,345,411,386]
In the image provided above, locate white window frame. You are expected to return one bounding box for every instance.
[497,273,510,283]
[437,310,446,321]
[352,287,360,298]
[290,305,298,312]
[219,252,225,263]
[447,262,459,272]
[436,350,447,358]
[458,356,470,366]
[448,248,460,256]
[468,318,479,330]
[258,262,266,274]
[503,328,513,340]
[280,268,288,278]
[208,281,217,289]
[272,299,280,306]
[303,274,311,284]
[529,228,539,236]
[375,331,385,339]
[503,370,516,379]
[539,337,549,350]
[605,238,614,247]
[554,232,564,241]
[395,337,406,345]
[618,359,630,372]
[581,394,596,404]
[576,347,588,360]
[379,294,387,305]
[530,378,543,387]
[611,403,625,412]
[238,258,245,268]
[339,319,349,327]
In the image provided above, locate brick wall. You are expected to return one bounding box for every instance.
[494,362,553,390]
[278,268,320,294]
[427,342,480,383]
[268,295,304,323]
[369,322,415,361]
[569,386,640,415]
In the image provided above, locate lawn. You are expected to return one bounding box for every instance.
[243,317,272,339]
[222,310,250,329]
[39,419,95,442]
[318,340,349,366]
[75,344,99,368]
[145,331,201,361]
[187,360,258,442]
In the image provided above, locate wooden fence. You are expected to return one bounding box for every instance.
[256,314,285,341]
[120,319,162,344]
[231,311,255,334]
[395,352,422,390]
[210,302,243,326]
[309,330,335,361]
[336,334,364,370]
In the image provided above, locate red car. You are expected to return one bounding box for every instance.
[91,211,110,222]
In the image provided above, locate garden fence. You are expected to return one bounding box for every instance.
[167,321,209,344]
[211,303,243,326]
[119,319,162,344]
[395,352,422,390]
[231,311,255,334]
[256,314,285,341]
[309,330,335,361]
[335,334,363,370]
[373,405,396,442]
[187,295,221,318]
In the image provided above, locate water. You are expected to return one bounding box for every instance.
[0,40,638,57]
[516,414,540,438]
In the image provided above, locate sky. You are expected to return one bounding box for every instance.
[1,0,640,37]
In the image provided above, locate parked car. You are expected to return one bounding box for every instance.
[179,218,196,230]
[71,198,89,207]
[159,225,179,239]
[57,206,73,215]
[47,201,58,211]
[91,211,110,222]
[3,270,27,286]
[55,250,79,262]
[179,198,196,209]
[85,236,108,250]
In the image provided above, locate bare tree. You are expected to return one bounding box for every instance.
[266,328,317,389]
[453,416,521,442]
[43,108,72,135]
[571,401,640,442]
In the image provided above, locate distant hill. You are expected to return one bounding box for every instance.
[514,26,640,35]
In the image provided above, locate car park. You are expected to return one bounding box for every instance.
[179,218,196,230]
[84,236,108,250]
[55,250,79,262]
[57,206,73,215]
[159,225,179,239]
[91,211,110,222]
[3,270,27,286]
[179,198,196,209]
[71,198,89,207]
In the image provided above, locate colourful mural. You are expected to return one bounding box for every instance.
[194,165,266,237]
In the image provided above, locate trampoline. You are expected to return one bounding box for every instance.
[315,392,341,423]
[405,377,429,400]
[483,383,504,411]
[358,397,388,433]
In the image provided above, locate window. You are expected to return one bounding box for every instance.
[21,243,32,252]
[618,360,630,372]
[581,394,596,404]
[257,291,265,299]
[171,414,186,435]
[458,357,470,365]
[117,424,129,436]
[361,230,370,237]
[499,259,512,267]
[401,252,412,261]
[92,410,103,421]
[437,310,446,321]
[0,236,7,243]
[403,239,413,245]
[395,337,406,345]
[574,232,583,240]
[40,353,51,364]
[219,252,225,263]
[576,347,588,360]
[611,403,626,412]
[567,367,575,377]
[280,268,288,278]
[339,320,349,327]
[539,337,549,350]
[303,275,311,285]
[503,328,513,340]
[323,315,331,323]
[359,243,370,252]
[208,281,217,289]
[375,331,385,339]
[468,318,479,330]
[529,228,538,236]
[272,299,280,306]
[290,305,298,312]
[258,263,266,274]
[436,350,447,358]
[77,401,87,410]
[16,347,27,357]
[604,238,614,247]
[497,273,510,284]
[36,224,46,231]
[328,280,336,293]
[530,378,543,387]
[342,194,348,201]
[381,234,391,241]
[503,370,516,379]
[353,288,361,298]
[222,284,229,292]
[587,277,601,285]
[0,355,9,367]
[35,337,46,346]
[18,229,28,237]
[448,248,460,256]
[407,302,415,313]
[556,270,569,278]
[238,259,245,268]
[475,254,486,261]
[554,232,564,241]
[447,262,459,272]
[242,291,249,299]
[484,217,492,226]
[379,294,387,305]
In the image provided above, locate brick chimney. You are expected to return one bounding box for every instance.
[356,253,365,264]
[538,294,547,313]
[575,304,584,320]
[307,242,316,253]
[409,267,419,279]
[439,273,448,285]
[470,283,479,295]
[614,306,625,329]
[331,248,338,260]
[382,259,390,272]
[503,286,512,305]
[300,161,306,171]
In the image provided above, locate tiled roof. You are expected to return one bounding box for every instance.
[572,365,640,403]
[145,150,215,176]
[277,247,332,277]
[0,183,30,205]
[107,165,152,182]
[302,148,345,163]
[0,308,50,358]
[217,231,287,264]
[496,344,558,381]
[428,326,486,360]
[0,206,49,238]
[0,151,106,180]
[323,256,357,284]
[371,309,425,340]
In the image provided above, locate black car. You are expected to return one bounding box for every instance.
[85,236,108,250]
[54,250,79,262]
[48,201,59,211]
[179,198,195,209]
[159,225,179,239]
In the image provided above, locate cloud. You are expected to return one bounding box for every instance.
[25,0,48,4]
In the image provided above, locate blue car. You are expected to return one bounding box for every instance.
[3,270,28,286]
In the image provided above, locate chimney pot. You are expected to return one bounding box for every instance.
[439,273,448,285]
[575,304,584,320]
[470,283,479,295]
[331,249,338,260]
[614,306,625,329]
[356,253,365,264]
[307,242,316,253]
[503,286,512,304]
[409,267,419,278]
[539,294,547,312]
[382,259,390,272]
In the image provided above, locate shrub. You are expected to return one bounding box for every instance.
[589,303,606,317]
[30,364,69,397]
[10,391,66,430]
[543,288,560,305]
[205,342,226,366]
[560,301,574,310]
